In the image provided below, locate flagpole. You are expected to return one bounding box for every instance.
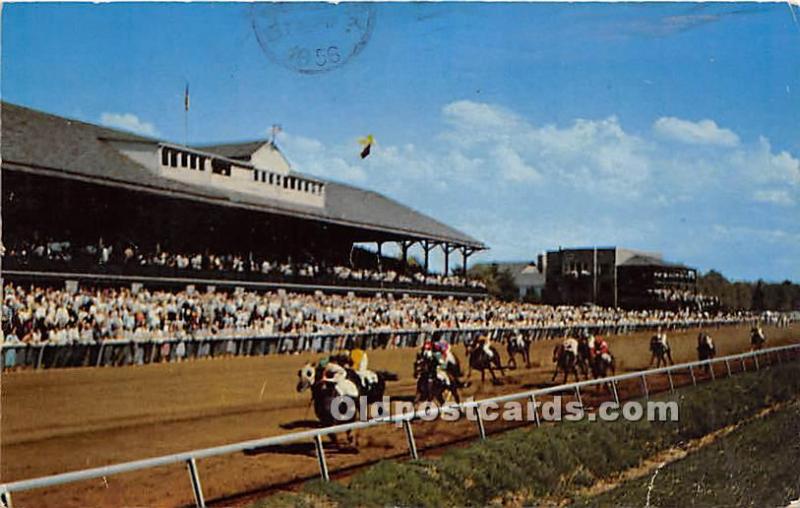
[184,82,190,147]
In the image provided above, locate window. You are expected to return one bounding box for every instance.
[190,155,197,169]
[283,177,289,189]
[253,170,259,182]
[161,148,169,166]
[170,150,178,167]
[268,173,274,185]
[211,159,231,176]
[181,152,188,167]
[261,171,266,183]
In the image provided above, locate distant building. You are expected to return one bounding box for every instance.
[544,247,702,310]
[472,260,546,300]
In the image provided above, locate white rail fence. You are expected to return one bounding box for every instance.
[1,342,797,508]
[1,317,750,371]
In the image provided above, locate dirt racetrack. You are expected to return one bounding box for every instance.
[2,323,798,507]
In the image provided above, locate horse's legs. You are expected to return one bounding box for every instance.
[450,386,461,405]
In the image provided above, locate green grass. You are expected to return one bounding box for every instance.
[252,363,800,508]
[575,400,800,507]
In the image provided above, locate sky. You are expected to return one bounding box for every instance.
[3,2,800,282]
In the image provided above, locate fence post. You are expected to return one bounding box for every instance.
[725,359,732,378]
[640,374,649,400]
[708,361,715,381]
[313,435,330,481]
[95,343,105,368]
[754,353,760,371]
[475,405,487,440]
[529,394,541,427]
[666,369,675,393]
[740,356,746,372]
[611,380,620,405]
[0,486,12,508]
[36,345,46,370]
[402,419,419,460]
[186,457,206,508]
[574,386,584,416]
[689,365,696,386]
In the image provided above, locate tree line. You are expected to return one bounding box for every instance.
[470,264,799,311]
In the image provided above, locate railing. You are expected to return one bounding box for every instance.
[2,341,796,508]
[0,318,750,372]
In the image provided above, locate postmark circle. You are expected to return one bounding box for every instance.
[250,3,375,75]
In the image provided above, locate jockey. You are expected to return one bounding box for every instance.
[350,347,368,372]
[477,334,495,358]
[593,336,609,357]
[317,356,348,384]
[563,337,579,356]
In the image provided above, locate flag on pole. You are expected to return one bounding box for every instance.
[184,83,190,112]
[270,124,282,144]
[358,134,374,159]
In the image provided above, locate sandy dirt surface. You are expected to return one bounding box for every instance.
[1,323,797,508]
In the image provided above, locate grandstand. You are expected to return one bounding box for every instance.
[1,103,487,297]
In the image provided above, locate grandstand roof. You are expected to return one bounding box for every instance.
[194,140,272,160]
[1,102,485,248]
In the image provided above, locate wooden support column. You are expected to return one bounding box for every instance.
[423,240,430,274]
[443,243,452,275]
[461,247,473,279]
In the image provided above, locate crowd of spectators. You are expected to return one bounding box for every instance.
[2,282,752,346]
[3,238,485,290]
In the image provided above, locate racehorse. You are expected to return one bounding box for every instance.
[413,350,462,405]
[750,326,766,351]
[465,337,505,385]
[649,333,673,368]
[576,335,593,379]
[296,362,359,446]
[506,332,531,370]
[591,351,616,379]
[697,332,716,372]
[552,340,580,384]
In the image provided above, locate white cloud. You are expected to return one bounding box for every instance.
[753,189,795,206]
[442,100,522,132]
[653,117,739,147]
[492,145,542,182]
[100,112,158,137]
[731,137,800,186]
[277,132,367,182]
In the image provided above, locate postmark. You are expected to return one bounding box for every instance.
[250,3,375,75]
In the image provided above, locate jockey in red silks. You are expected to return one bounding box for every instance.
[593,336,609,357]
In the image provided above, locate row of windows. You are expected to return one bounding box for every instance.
[561,261,614,276]
[161,147,324,195]
[162,147,207,171]
[252,169,323,194]
[654,270,696,280]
